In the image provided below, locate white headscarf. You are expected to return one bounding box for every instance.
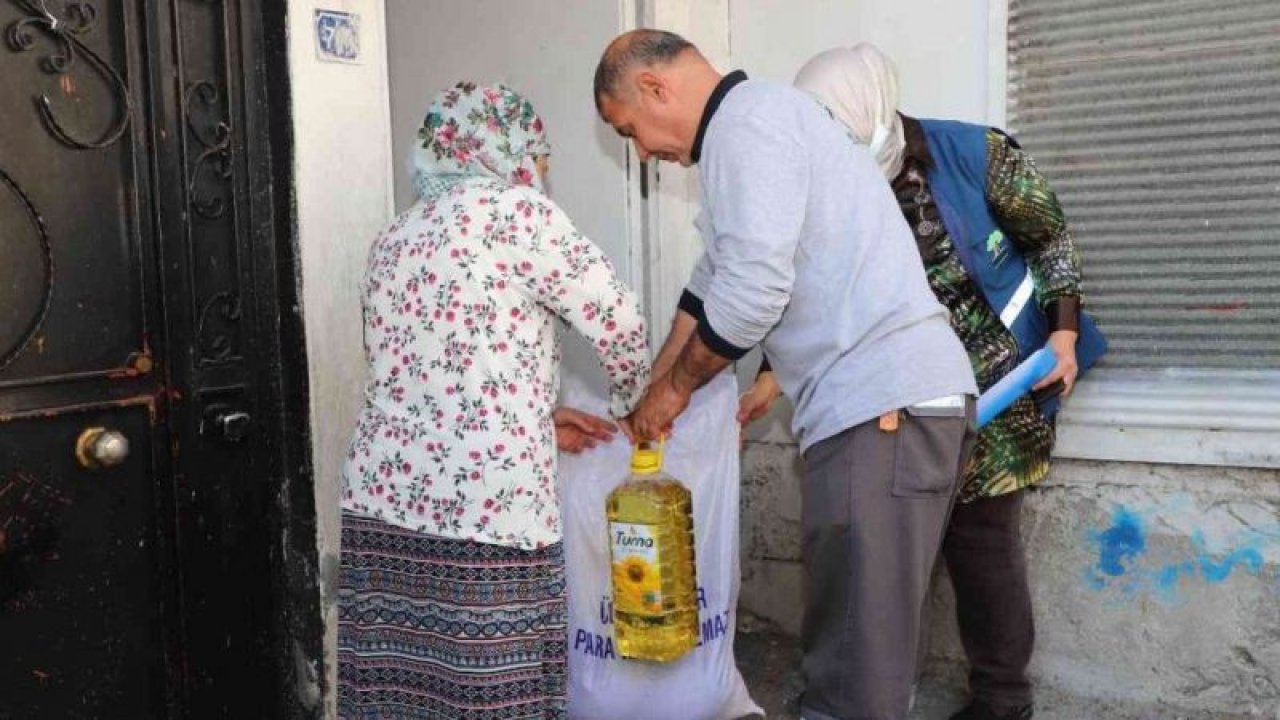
[794,43,906,180]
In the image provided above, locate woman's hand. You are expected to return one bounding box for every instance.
[554,407,619,454]
[737,371,781,426]
[737,371,781,448]
[1033,330,1080,397]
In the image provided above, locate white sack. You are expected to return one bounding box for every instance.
[560,373,761,720]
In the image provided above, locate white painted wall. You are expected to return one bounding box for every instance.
[286,2,393,716]
[727,0,994,122]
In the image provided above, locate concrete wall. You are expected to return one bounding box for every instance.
[286,1,394,716]
[743,435,1280,713]
[729,1,1280,715]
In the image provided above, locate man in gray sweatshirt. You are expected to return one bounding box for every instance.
[595,30,978,720]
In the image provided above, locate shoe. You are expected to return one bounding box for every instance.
[949,700,1033,720]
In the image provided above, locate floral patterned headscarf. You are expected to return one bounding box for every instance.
[411,82,551,200]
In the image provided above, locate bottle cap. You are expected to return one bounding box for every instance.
[630,441,663,474]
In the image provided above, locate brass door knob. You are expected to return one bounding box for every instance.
[76,427,130,469]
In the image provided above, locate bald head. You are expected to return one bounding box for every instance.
[593,29,696,112]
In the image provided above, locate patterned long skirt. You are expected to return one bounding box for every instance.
[337,511,567,719]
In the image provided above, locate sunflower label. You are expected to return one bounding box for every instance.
[609,522,663,615]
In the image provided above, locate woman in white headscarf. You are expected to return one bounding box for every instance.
[790,44,1105,720]
[337,82,650,718]
[795,44,908,179]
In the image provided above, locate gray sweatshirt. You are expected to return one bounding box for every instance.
[686,76,977,452]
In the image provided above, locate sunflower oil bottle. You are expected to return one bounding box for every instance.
[606,442,698,662]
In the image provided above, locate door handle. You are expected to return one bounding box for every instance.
[202,404,252,442]
[75,427,130,469]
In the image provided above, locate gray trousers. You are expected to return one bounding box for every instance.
[799,402,976,720]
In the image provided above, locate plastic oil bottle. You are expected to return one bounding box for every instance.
[606,442,699,662]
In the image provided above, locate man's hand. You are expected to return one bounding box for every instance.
[737,371,780,426]
[630,319,735,442]
[554,407,618,454]
[1033,329,1080,396]
[626,373,691,442]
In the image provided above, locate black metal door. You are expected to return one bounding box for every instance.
[0,1,316,717]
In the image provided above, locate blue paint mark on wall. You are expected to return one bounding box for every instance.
[1094,508,1146,577]
[1191,530,1263,583]
[1198,548,1263,583]
[1086,505,1275,602]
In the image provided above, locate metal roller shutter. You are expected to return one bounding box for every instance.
[1008,0,1280,370]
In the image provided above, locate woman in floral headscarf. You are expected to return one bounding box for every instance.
[337,82,650,718]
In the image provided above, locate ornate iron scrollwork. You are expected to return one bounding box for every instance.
[183,81,233,220]
[183,0,242,366]
[0,168,55,372]
[4,0,132,150]
[196,292,242,364]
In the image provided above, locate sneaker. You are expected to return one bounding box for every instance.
[949,701,1034,720]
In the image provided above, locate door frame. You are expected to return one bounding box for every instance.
[239,2,323,716]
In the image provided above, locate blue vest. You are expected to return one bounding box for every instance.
[918,118,1107,414]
